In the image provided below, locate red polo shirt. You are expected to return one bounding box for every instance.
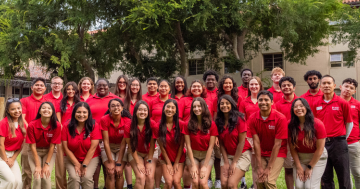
[173,95,185,103]
[44,92,63,113]
[0,117,27,151]
[142,92,159,106]
[80,94,93,102]
[149,97,169,122]
[178,97,194,121]
[267,86,283,103]
[128,100,138,115]
[205,88,218,103]
[153,121,186,163]
[239,97,276,120]
[275,94,298,120]
[86,92,119,123]
[58,101,75,126]
[300,89,323,113]
[293,118,326,153]
[21,94,48,124]
[62,123,102,163]
[249,110,288,158]
[347,97,360,144]
[218,118,251,155]
[238,85,248,99]
[214,95,242,115]
[100,115,131,144]
[182,121,218,151]
[124,120,157,154]
[313,94,352,138]
[26,119,62,148]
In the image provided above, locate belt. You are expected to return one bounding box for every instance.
[325,135,346,142]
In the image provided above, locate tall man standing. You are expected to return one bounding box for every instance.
[313,75,353,189]
[142,77,159,105]
[300,70,323,112]
[267,67,285,103]
[238,68,253,99]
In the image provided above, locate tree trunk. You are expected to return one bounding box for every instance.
[175,21,187,76]
[237,29,247,62]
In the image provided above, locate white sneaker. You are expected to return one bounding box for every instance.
[214,180,221,189]
[161,176,166,183]
[208,180,213,188]
[123,180,127,187]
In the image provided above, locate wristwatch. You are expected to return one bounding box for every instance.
[147,159,152,163]
[82,164,87,168]
[307,164,312,170]
[45,162,49,166]
[116,163,122,167]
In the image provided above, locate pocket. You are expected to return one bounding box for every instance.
[320,147,328,159]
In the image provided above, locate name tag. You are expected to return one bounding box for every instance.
[351,105,356,109]
[268,125,275,130]
[332,107,339,111]
[46,133,53,137]
[316,106,322,110]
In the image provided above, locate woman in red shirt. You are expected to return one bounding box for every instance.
[124,78,142,115]
[149,79,171,122]
[216,75,242,109]
[114,75,128,100]
[125,101,157,189]
[62,102,102,189]
[215,95,251,188]
[0,99,26,188]
[171,76,187,102]
[183,97,218,189]
[101,99,132,189]
[288,98,327,189]
[26,102,61,189]
[57,82,81,125]
[78,77,94,102]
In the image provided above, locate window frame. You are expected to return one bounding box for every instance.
[188,59,205,76]
[330,52,353,68]
[263,53,284,70]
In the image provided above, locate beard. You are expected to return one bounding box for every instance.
[308,82,319,90]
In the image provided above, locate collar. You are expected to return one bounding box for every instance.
[80,94,93,101]
[305,89,323,97]
[174,95,184,100]
[47,91,63,100]
[92,92,116,99]
[269,86,281,93]
[30,94,45,102]
[279,94,297,104]
[206,87,218,93]
[75,126,86,135]
[239,85,247,91]
[145,92,159,97]
[349,97,357,104]
[108,114,128,129]
[167,122,176,133]
[244,96,257,104]
[320,93,340,104]
[34,119,51,131]
[255,109,276,121]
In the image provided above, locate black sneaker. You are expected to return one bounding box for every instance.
[249,184,254,189]
[240,183,247,189]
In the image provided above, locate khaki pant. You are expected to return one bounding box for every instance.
[214,145,222,159]
[220,150,252,172]
[348,142,360,189]
[28,148,56,189]
[100,143,129,163]
[283,145,293,169]
[185,150,215,166]
[293,148,327,189]
[0,151,22,189]
[64,156,99,189]
[256,157,285,189]
[55,143,67,189]
[21,144,31,189]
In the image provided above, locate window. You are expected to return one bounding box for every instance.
[188,59,205,75]
[12,87,31,99]
[263,54,283,70]
[0,86,5,97]
[330,52,353,68]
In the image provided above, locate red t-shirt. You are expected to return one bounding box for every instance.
[275,95,298,120]
[57,101,75,126]
[218,118,251,155]
[100,115,131,144]
[238,85,248,99]
[347,97,360,144]
[61,123,102,163]
[300,89,323,113]
[313,94,352,138]
[267,86,283,103]
[26,119,62,148]
[44,92,63,113]
[293,118,326,153]
[86,92,119,123]
[80,94,93,102]
[153,121,186,163]
[249,109,288,157]
[142,92,159,106]
[182,121,218,151]
[124,120,157,154]
[20,94,48,124]
[149,96,170,123]
[0,117,27,151]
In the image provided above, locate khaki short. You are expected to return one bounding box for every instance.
[185,150,215,167]
[128,150,159,163]
[214,145,222,159]
[101,143,129,163]
[159,159,185,165]
[220,150,252,172]
[283,145,293,169]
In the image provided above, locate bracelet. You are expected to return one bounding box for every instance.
[45,162,50,166]
[116,163,122,166]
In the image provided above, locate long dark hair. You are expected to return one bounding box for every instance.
[4,99,26,137]
[124,78,142,111]
[60,82,81,114]
[217,75,239,103]
[171,75,188,99]
[114,75,129,97]
[35,102,58,131]
[104,99,132,119]
[130,100,152,152]
[68,102,95,139]
[215,95,245,134]
[158,99,180,147]
[188,97,212,134]
[288,98,316,149]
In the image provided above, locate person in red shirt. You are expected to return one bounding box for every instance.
[339,78,360,188]
[114,75,129,100]
[249,90,288,189]
[0,98,27,189]
[149,80,171,122]
[20,77,48,189]
[44,76,63,113]
[171,75,188,102]
[300,70,323,112]
[267,67,285,103]
[142,77,159,105]
[313,75,353,189]
[288,98,327,189]
[61,102,102,189]
[78,77,94,102]
[100,99,132,189]
[124,101,158,189]
[203,70,219,105]
[124,78,143,115]
[153,99,186,189]
[215,95,251,188]
[238,68,253,99]
[26,102,61,189]
[183,97,218,189]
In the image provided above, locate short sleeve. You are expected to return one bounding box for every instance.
[61,126,68,141]
[100,116,108,131]
[212,97,218,113]
[182,123,190,135]
[152,122,160,139]
[210,121,218,136]
[239,101,246,114]
[179,120,186,131]
[26,123,36,144]
[314,119,327,139]
[342,100,353,123]
[237,96,243,108]
[248,114,257,137]
[90,123,103,140]
[0,120,8,138]
[275,115,288,140]
[20,98,27,115]
[50,122,62,144]
[237,118,247,134]
[124,123,131,138]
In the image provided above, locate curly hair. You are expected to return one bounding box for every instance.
[202,70,219,82]
[187,97,212,134]
[279,76,296,88]
[104,98,132,119]
[303,70,322,81]
[342,78,358,88]
[217,75,239,103]
[215,95,245,134]
[185,80,207,98]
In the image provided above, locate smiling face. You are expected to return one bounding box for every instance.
[205,75,217,89]
[81,79,92,93]
[51,78,63,93]
[175,77,185,92]
[340,82,356,98]
[320,77,336,95]
[110,100,123,116]
[242,70,252,85]
[75,106,89,123]
[147,80,158,93]
[66,85,75,98]
[192,100,202,116]
[190,82,203,97]
[280,80,295,96]
[249,78,260,94]
[8,102,22,119]
[219,98,231,114]
[258,94,273,111]
[136,104,149,120]
[271,72,284,84]
[130,80,140,94]
[96,80,109,97]
[293,100,307,118]
[31,81,46,96]
[164,102,176,117]
[306,75,320,90]
[118,78,127,91]
[39,103,53,118]
[159,81,170,96]
[223,78,233,93]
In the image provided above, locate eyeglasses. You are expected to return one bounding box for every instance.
[7,98,19,103]
[118,82,127,85]
[52,82,63,86]
[131,84,140,87]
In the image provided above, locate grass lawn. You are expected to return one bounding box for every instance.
[16,156,355,189]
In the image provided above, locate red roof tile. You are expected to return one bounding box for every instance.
[343,0,360,4]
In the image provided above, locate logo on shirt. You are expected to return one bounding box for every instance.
[351,105,356,109]
[268,125,275,130]
[316,106,322,111]
[332,107,339,111]
[84,134,91,138]
[119,130,124,134]
[46,133,53,137]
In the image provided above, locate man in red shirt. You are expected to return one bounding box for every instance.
[339,78,360,188]
[20,77,48,189]
[300,70,323,112]
[142,77,159,105]
[313,75,353,189]
[249,90,288,189]
[267,67,285,103]
[203,70,218,103]
[44,76,63,111]
[238,68,253,99]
